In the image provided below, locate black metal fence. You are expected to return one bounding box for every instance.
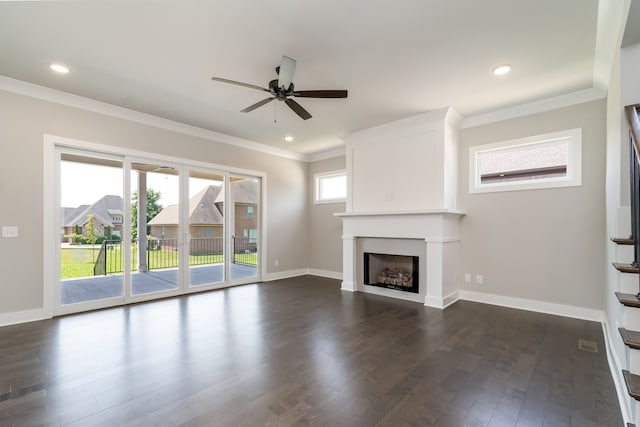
[232,236,258,265]
[94,236,257,275]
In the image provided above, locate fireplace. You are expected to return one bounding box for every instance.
[364,252,419,293]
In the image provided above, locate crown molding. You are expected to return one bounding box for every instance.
[0,75,308,162]
[593,0,631,93]
[307,147,346,162]
[460,87,606,129]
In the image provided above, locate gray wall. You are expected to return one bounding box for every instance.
[458,100,607,309]
[308,156,345,274]
[0,89,309,315]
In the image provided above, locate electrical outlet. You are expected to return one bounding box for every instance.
[274,259,279,267]
[464,273,471,283]
[476,274,483,284]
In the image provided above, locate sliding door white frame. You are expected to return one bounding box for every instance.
[43,134,267,317]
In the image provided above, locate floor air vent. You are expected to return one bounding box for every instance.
[578,339,598,353]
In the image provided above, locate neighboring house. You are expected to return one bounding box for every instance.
[148,181,258,254]
[61,195,124,242]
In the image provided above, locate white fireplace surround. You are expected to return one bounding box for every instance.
[336,210,463,308]
[337,108,463,308]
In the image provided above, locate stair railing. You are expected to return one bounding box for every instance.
[624,105,640,297]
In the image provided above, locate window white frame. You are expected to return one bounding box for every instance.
[314,169,347,204]
[469,128,582,194]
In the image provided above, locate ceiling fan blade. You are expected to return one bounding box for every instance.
[277,55,296,90]
[292,90,348,98]
[241,97,275,113]
[285,98,312,120]
[211,77,269,93]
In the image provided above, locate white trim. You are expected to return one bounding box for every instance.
[307,147,346,162]
[335,209,465,218]
[0,308,50,328]
[42,139,56,318]
[425,291,459,309]
[602,317,633,425]
[48,134,267,179]
[341,281,356,292]
[306,269,343,280]
[0,75,306,161]
[460,88,605,129]
[457,289,603,322]
[262,268,342,282]
[260,175,268,282]
[593,0,631,93]
[262,269,309,282]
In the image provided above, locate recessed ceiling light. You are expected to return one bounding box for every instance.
[284,136,294,142]
[50,63,69,74]
[493,65,511,76]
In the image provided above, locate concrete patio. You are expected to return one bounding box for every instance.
[61,263,258,305]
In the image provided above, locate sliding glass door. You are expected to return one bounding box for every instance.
[229,175,260,281]
[54,143,262,315]
[188,170,226,288]
[59,152,125,306]
[130,162,180,296]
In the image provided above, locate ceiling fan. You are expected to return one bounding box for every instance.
[211,55,348,120]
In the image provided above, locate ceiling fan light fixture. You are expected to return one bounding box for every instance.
[284,136,294,142]
[50,63,69,74]
[493,64,511,76]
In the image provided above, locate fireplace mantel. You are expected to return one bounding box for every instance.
[335,209,464,218]
[336,210,464,308]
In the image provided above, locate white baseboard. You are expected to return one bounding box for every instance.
[602,317,633,425]
[263,268,342,282]
[306,269,342,280]
[0,308,50,328]
[262,269,309,282]
[457,290,604,322]
[424,291,459,309]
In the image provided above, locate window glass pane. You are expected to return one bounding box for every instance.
[469,128,581,193]
[317,174,346,201]
[478,141,568,183]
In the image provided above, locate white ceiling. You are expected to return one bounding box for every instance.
[0,1,614,156]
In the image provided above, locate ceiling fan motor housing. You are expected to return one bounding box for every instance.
[269,79,294,99]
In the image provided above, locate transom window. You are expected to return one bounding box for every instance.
[314,170,346,203]
[469,128,581,193]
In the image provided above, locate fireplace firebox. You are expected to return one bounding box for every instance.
[364,252,419,293]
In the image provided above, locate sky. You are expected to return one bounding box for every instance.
[60,161,218,208]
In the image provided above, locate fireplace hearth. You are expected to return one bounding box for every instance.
[364,252,419,293]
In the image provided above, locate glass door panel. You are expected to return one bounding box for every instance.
[229,176,260,281]
[130,163,180,296]
[188,171,226,287]
[59,153,124,305]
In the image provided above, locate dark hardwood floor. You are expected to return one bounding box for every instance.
[0,276,623,426]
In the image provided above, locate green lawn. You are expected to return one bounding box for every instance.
[61,246,256,279]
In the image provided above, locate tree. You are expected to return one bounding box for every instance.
[131,189,163,240]
[84,213,99,262]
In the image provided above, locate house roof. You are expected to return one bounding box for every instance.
[149,181,259,226]
[149,185,224,226]
[214,179,259,205]
[63,195,123,227]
